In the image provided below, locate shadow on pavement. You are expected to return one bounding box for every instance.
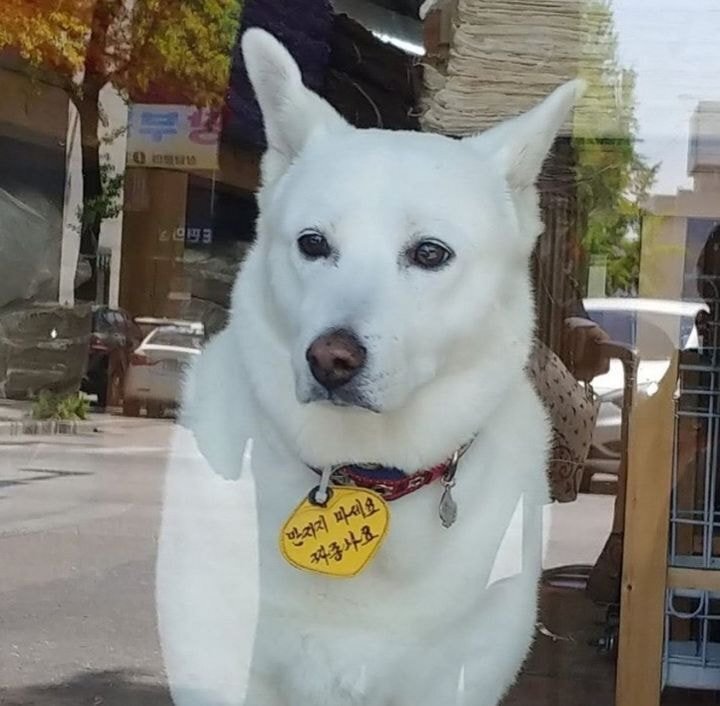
[0,669,174,706]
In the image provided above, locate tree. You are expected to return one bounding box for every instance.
[573,0,658,296]
[0,0,241,299]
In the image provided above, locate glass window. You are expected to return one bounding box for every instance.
[1,2,719,706]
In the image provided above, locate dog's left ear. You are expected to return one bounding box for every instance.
[464,80,586,191]
[242,29,349,184]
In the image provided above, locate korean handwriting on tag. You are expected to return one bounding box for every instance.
[280,487,390,577]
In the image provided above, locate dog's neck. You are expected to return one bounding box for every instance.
[287,360,525,471]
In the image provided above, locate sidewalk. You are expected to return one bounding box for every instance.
[0,399,146,439]
[0,399,31,421]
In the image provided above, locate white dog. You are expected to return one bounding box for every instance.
[157,28,583,706]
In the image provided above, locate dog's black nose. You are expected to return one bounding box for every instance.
[306,330,366,390]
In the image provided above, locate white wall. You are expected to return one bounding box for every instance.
[98,84,129,308]
[59,103,82,306]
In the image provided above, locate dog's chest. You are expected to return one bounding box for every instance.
[252,584,491,706]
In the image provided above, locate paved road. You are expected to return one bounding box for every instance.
[0,416,614,705]
[0,418,175,705]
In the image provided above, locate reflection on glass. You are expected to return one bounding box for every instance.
[0,1,718,705]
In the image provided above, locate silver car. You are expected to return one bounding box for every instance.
[584,297,707,476]
[123,327,203,417]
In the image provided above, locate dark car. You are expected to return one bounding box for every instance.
[82,306,143,408]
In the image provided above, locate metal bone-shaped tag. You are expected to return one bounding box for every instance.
[438,450,460,528]
[439,484,457,528]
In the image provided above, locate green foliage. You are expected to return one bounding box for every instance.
[32,391,90,421]
[0,0,90,76]
[121,0,242,107]
[0,0,242,106]
[76,157,124,234]
[575,135,658,295]
[574,0,658,296]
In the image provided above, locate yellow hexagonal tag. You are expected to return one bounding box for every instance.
[280,486,390,578]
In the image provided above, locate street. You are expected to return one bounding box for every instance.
[0,417,614,705]
[0,418,175,705]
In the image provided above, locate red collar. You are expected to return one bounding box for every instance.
[309,442,472,502]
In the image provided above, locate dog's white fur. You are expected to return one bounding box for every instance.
[156,29,583,706]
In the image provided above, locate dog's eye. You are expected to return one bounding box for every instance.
[409,240,453,270]
[297,232,331,260]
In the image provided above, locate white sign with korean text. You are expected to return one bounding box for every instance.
[127,104,221,171]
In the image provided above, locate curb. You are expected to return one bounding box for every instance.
[0,419,100,437]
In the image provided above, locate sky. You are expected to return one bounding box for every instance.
[611,0,720,195]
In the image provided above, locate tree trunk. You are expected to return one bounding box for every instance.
[75,88,102,302]
[73,0,120,303]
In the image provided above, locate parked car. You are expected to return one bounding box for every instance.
[583,297,707,476]
[123,326,203,417]
[82,306,143,408]
[134,317,205,339]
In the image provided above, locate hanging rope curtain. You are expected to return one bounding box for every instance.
[420,0,628,139]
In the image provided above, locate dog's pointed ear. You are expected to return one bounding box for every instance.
[242,29,349,184]
[464,80,586,190]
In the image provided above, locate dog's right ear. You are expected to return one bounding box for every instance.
[463,80,585,192]
[242,29,349,184]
